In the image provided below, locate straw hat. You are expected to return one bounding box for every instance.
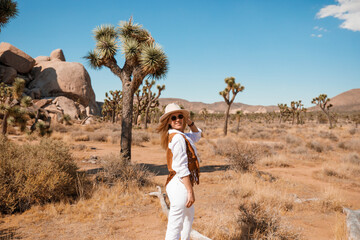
[160,103,189,123]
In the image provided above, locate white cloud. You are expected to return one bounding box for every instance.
[317,0,360,32]
[311,33,323,38]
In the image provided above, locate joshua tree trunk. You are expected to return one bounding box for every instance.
[224,105,230,136]
[1,112,9,135]
[325,111,333,129]
[144,104,151,129]
[121,81,133,162]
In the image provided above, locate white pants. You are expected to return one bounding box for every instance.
[165,176,194,240]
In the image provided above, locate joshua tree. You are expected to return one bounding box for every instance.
[133,88,146,125]
[0,78,32,135]
[141,79,165,129]
[219,77,244,136]
[289,101,306,125]
[84,18,168,162]
[102,90,122,123]
[311,94,334,128]
[278,103,291,123]
[235,110,243,133]
[0,0,18,32]
[200,108,209,125]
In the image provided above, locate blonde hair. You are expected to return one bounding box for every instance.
[156,113,187,150]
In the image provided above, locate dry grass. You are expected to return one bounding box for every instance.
[258,154,292,168]
[98,154,154,188]
[0,136,80,214]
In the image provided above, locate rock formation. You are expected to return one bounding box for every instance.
[0,42,100,120]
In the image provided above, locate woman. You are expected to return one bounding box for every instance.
[157,103,201,240]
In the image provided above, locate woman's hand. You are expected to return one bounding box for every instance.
[181,175,195,208]
[185,116,193,126]
[186,190,195,208]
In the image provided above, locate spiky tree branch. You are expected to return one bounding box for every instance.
[219,77,244,136]
[0,0,18,32]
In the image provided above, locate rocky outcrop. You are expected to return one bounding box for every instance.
[0,43,100,119]
[0,42,35,73]
[0,64,17,84]
[29,60,99,115]
[34,56,50,64]
[50,49,65,61]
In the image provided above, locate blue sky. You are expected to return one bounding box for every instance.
[1,0,359,107]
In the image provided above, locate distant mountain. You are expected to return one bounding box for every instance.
[308,88,360,112]
[159,88,360,113]
[158,98,278,114]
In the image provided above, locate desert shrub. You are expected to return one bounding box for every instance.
[237,201,300,239]
[258,154,291,168]
[70,144,87,151]
[99,154,153,188]
[343,152,360,165]
[338,139,360,151]
[307,140,324,153]
[291,146,307,154]
[51,123,68,133]
[214,137,238,156]
[132,131,150,146]
[0,136,80,214]
[229,144,259,172]
[71,131,90,141]
[349,128,356,135]
[285,134,302,145]
[89,132,108,142]
[318,131,339,142]
[250,129,271,140]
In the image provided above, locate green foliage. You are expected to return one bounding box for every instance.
[84,17,168,81]
[0,78,32,135]
[0,0,18,31]
[0,137,80,214]
[35,121,52,136]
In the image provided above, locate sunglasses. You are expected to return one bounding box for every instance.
[171,114,184,121]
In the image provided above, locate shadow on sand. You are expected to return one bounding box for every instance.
[139,163,229,176]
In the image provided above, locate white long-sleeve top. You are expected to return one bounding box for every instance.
[168,128,202,178]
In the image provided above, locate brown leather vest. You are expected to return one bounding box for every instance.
[165,133,200,186]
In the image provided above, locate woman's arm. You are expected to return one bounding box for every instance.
[181,175,195,208]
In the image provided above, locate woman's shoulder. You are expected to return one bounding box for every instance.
[168,131,186,144]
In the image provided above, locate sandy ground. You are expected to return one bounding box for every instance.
[1,129,359,239]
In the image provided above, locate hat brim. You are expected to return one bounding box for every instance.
[159,109,190,123]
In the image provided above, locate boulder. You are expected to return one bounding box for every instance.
[0,64,17,84]
[0,42,35,73]
[53,96,81,119]
[50,49,65,61]
[28,88,41,99]
[29,61,100,115]
[34,56,50,64]
[34,98,53,109]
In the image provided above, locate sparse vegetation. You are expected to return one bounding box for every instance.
[0,136,80,214]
